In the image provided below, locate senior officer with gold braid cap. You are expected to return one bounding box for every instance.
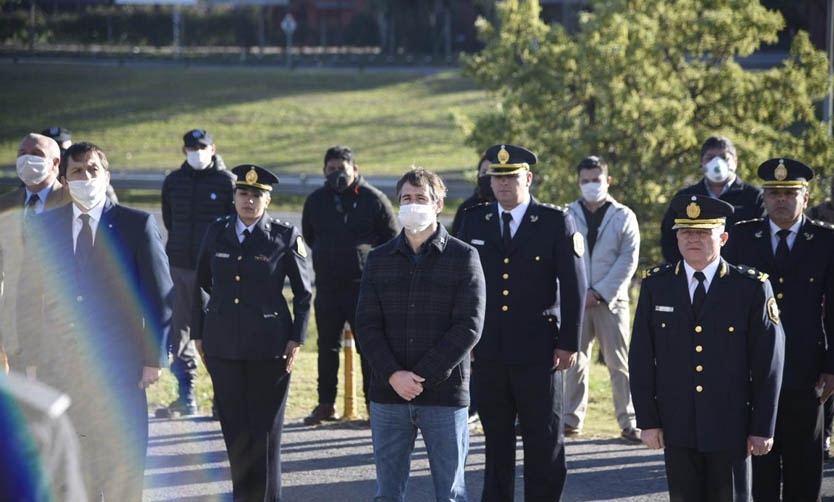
[193,164,312,501]
[458,144,587,501]
[724,158,834,502]
[630,194,784,502]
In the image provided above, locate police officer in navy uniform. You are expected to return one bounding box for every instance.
[458,144,586,501]
[193,164,312,502]
[723,159,834,501]
[630,194,784,501]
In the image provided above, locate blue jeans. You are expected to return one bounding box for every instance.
[370,402,469,501]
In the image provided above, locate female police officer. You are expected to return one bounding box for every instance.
[193,164,312,501]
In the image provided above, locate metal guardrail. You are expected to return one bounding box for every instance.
[0,168,476,199]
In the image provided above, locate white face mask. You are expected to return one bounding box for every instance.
[580,182,607,203]
[186,149,213,170]
[704,157,731,184]
[398,203,436,234]
[16,154,53,186]
[68,177,108,210]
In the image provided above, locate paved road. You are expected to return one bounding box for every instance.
[143,415,834,501]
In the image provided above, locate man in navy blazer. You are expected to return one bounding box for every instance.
[18,142,173,501]
[723,158,834,501]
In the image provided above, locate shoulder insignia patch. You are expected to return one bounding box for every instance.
[733,264,768,283]
[734,218,764,226]
[767,297,780,324]
[295,235,308,258]
[572,232,585,257]
[641,263,673,279]
[809,218,834,230]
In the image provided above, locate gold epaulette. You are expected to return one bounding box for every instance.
[733,264,768,283]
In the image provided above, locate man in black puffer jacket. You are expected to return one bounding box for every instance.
[159,129,235,417]
[302,145,399,425]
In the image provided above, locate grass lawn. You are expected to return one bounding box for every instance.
[0,64,490,175]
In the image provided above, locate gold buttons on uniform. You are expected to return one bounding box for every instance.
[501,305,509,312]
[503,273,509,279]
[696,385,703,393]
[728,326,734,333]
[696,365,703,372]
[694,326,702,333]
[502,290,509,296]
[777,293,783,300]
[235,275,241,282]
[234,298,240,304]
[695,345,703,353]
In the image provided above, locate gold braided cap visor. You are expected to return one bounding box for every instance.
[235,180,274,191]
[762,180,808,189]
[672,218,726,230]
[487,163,530,176]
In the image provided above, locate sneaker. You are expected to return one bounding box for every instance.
[155,398,197,418]
[303,403,339,425]
[564,424,582,438]
[621,427,642,443]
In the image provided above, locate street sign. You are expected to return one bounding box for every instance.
[281,13,297,35]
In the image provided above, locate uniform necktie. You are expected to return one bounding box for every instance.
[502,212,513,253]
[692,271,706,318]
[775,229,791,262]
[22,194,39,241]
[76,213,93,264]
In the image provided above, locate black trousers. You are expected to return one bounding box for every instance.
[207,357,290,502]
[752,387,823,501]
[476,359,566,502]
[664,446,748,502]
[314,285,370,406]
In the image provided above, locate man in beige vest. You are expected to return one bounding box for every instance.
[0,133,69,371]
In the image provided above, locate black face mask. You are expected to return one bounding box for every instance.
[477,175,494,201]
[327,171,350,192]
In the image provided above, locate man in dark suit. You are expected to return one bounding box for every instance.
[660,136,765,264]
[723,158,834,501]
[631,194,784,501]
[0,133,70,371]
[18,142,173,501]
[458,143,586,501]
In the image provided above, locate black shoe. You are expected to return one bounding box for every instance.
[621,427,642,443]
[304,403,339,425]
[155,398,197,418]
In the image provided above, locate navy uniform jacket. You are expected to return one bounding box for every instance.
[193,212,312,359]
[660,178,765,263]
[724,216,834,389]
[458,198,586,364]
[629,260,784,453]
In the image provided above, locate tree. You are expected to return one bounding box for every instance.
[460,0,834,265]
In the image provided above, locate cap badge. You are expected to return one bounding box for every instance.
[245,167,258,184]
[497,145,510,164]
[686,202,701,219]
[774,160,787,181]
